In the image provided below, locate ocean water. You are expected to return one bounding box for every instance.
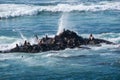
[0,0,120,80]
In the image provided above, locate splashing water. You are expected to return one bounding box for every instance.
[19,31,27,41]
[57,13,69,35]
[13,29,27,41]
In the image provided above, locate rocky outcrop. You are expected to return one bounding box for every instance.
[0,29,114,53]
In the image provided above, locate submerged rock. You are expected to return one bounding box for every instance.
[0,29,114,53]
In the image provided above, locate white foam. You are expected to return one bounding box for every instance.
[100,33,120,43]
[91,43,118,50]
[81,32,120,43]
[0,39,23,51]
[80,32,120,50]
[0,36,26,51]
[0,35,41,51]
[0,1,120,18]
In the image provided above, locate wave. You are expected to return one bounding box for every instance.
[0,1,120,18]
[81,32,120,43]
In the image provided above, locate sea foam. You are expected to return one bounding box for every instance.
[0,1,120,18]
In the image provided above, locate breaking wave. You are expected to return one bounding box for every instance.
[81,32,120,43]
[0,1,120,18]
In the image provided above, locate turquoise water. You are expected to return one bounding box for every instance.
[0,0,120,80]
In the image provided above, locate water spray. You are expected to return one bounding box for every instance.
[57,13,69,35]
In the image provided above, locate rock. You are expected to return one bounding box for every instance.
[0,29,114,53]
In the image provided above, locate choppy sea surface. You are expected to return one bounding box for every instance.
[0,0,120,80]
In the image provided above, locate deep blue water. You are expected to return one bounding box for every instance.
[0,0,120,80]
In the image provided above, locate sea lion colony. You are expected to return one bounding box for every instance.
[0,29,114,53]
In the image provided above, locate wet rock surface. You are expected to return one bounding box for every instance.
[1,30,114,53]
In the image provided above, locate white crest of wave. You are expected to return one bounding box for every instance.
[0,35,42,51]
[81,32,120,43]
[0,4,39,18]
[0,1,120,18]
[95,33,120,43]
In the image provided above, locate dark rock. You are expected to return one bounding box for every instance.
[0,29,114,53]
